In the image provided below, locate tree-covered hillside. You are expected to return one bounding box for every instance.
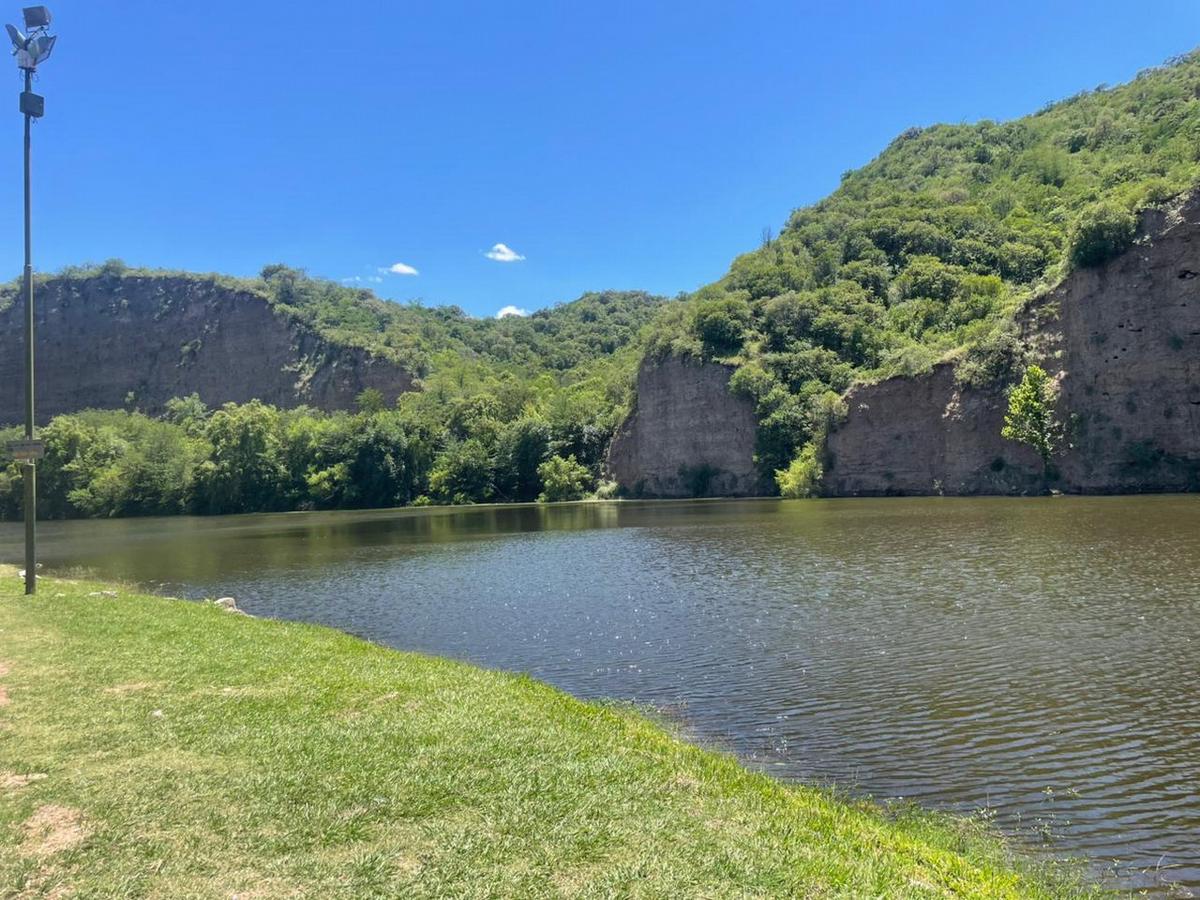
[8,49,1200,516]
[650,50,1200,487]
[246,263,665,377]
[0,265,667,518]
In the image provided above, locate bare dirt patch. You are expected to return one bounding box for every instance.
[20,805,91,857]
[0,660,11,677]
[1,771,48,791]
[0,685,10,706]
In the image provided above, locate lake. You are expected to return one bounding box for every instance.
[3,497,1198,894]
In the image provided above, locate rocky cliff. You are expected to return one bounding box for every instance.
[0,274,414,424]
[822,364,1043,495]
[614,193,1200,497]
[607,355,764,497]
[825,193,1200,495]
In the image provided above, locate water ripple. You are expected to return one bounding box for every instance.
[5,496,1200,894]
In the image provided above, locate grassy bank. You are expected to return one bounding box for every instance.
[0,571,1087,898]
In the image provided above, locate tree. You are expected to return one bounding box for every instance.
[1002,365,1059,482]
[355,388,386,415]
[1,415,123,519]
[304,411,424,509]
[75,418,205,517]
[691,296,752,357]
[494,417,551,502]
[428,439,493,504]
[776,443,823,498]
[164,393,210,437]
[537,454,590,503]
[193,402,289,514]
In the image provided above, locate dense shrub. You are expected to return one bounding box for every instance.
[1066,202,1138,268]
[537,454,591,502]
[691,296,752,357]
[776,443,823,498]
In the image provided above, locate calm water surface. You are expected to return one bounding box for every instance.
[3,497,1199,894]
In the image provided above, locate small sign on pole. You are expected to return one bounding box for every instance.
[7,438,44,462]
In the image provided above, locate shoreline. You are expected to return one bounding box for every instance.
[0,569,1092,897]
[2,490,1197,534]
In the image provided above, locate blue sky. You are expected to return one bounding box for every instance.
[0,1,1197,317]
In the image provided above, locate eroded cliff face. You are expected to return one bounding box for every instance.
[822,365,1043,495]
[615,194,1200,498]
[0,274,414,424]
[826,193,1200,495]
[608,355,764,497]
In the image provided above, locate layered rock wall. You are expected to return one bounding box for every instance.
[822,365,1044,495]
[0,275,414,424]
[607,355,764,497]
[825,193,1200,494]
[614,193,1200,497]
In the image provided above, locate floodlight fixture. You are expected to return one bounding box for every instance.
[21,6,48,29]
[7,6,52,70]
[20,31,51,64]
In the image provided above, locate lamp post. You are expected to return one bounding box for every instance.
[5,6,55,596]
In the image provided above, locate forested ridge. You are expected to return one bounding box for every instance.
[648,49,1200,491]
[0,268,665,518]
[6,50,1200,517]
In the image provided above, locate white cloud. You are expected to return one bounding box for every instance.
[484,243,525,263]
[496,305,529,319]
[369,275,384,283]
[384,262,419,276]
[341,276,363,283]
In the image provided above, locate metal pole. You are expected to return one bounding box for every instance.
[22,65,35,596]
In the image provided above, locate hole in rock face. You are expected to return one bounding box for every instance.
[1179,270,1198,280]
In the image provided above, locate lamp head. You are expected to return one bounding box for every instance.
[8,7,53,69]
[20,32,51,65]
[21,6,49,29]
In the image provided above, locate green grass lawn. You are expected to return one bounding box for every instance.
[0,569,1090,898]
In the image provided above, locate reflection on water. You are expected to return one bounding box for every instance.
[4,497,1200,894]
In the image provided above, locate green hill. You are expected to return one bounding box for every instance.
[0,265,666,518]
[8,49,1200,516]
[648,49,1200,482]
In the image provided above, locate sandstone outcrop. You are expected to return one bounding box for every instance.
[614,193,1200,497]
[826,193,1200,494]
[608,354,764,497]
[0,274,414,424]
[821,364,1043,495]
